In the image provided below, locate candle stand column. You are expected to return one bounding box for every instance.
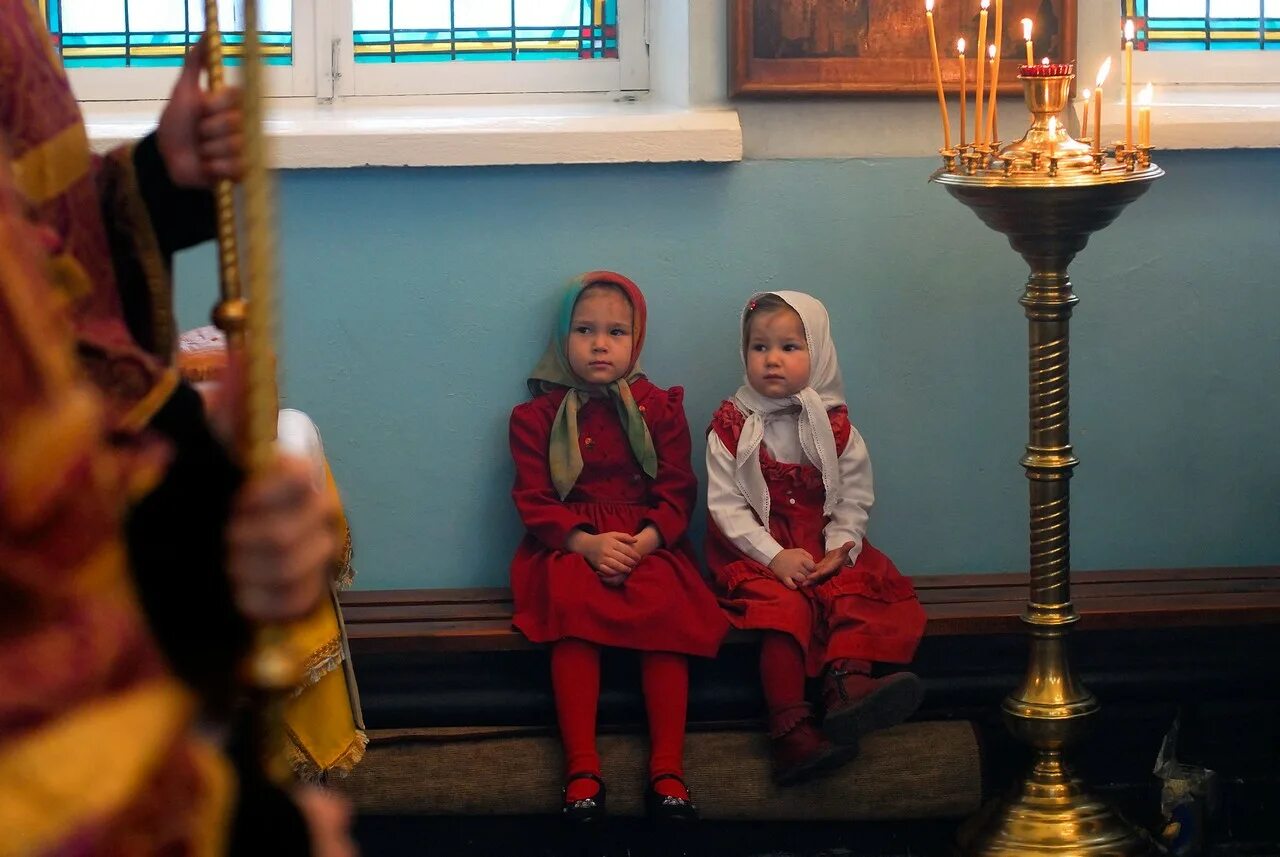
[933,67,1163,857]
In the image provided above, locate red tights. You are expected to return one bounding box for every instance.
[550,639,689,801]
[759,631,871,712]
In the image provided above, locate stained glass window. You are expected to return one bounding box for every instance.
[1123,0,1280,50]
[353,0,618,64]
[39,0,293,67]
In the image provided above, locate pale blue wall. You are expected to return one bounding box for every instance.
[175,149,1280,590]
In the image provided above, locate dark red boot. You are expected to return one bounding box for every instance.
[769,703,859,786]
[822,663,923,746]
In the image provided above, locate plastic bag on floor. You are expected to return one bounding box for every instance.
[1154,715,1220,857]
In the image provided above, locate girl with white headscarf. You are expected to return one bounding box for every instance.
[705,292,926,787]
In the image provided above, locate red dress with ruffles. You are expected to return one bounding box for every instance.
[510,379,729,657]
[706,401,926,676]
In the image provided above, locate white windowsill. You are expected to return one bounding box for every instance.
[1073,85,1280,150]
[83,95,744,168]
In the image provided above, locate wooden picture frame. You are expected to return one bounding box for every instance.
[731,0,1077,97]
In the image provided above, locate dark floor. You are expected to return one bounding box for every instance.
[354,816,957,857]
[354,814,1280,857]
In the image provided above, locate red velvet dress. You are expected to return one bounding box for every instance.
[510,379,728,657]
[705,401,926,676]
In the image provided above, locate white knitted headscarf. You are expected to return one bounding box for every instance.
[732,291,845,528]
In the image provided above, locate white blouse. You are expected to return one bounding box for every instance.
[706,410,874,567]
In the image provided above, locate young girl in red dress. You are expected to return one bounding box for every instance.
[509,272,729,823]
[705,291,927,786]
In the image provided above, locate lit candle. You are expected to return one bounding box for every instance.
[975,0,989,145]
[1022,18,1034,66]
[1124,18,1135,150]
[925,0,952,151]
[1042,56,1049,65]
[958,37,968,147]
[1047,116,1058,159]
[1092,57,1111,155]
[988,43,999,142]
[985,0,1003,146]
[1138,82,1153,147]
[1080,87,1092,140]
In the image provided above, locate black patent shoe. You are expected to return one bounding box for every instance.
[645,773,698,825]
[562,772,607,825]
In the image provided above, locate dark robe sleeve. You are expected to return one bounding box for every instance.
[123,381,311,856]
[124,380,247,717]
[131,133,217,255]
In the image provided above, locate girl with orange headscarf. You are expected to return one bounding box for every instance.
[509,272,728,825]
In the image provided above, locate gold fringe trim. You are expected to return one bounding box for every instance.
[105,144,176,360]
[335,529,356,590]
[294,636,344,695]
[286,728,369,783]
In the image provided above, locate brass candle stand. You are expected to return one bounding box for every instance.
[205,0,299,786]
[932,68,1163,856]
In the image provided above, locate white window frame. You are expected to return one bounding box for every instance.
[63,0,649,102]
[328,0,649,98]
[64,0,315,101]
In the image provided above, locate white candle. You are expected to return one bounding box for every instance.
[1138,82,1153,147]
[924,0,952,151]
[975,0,989,146]
[985,0,1004,145]
[1092,58,1111,155]
[958,38,968,147]
[1124,19,1135,149]
[988,43,999,141]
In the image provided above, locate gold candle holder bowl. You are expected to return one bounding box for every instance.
[1000,73,1092,174]
[929,57,1165,857]
[933,65,1162,188]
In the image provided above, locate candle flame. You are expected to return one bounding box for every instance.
[1081,87,1092,101]
[1096,56,1112,87]
[925,0,934,12]
[1124,18,1136,42]
[1041,56,1049,64]
[989,43,996,59]
[981,0,989,9]
[1048,116,1058,135]
[957,36,966,53]
[1138,82,1153,105]
[1022,18,1033,41]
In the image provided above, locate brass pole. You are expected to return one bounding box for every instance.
[240,0,295,787]
[204,0,245,353]
[204,0,296,785]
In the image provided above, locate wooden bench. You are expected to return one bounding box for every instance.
[340,565,1280,655]
[337,566,1280,819]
